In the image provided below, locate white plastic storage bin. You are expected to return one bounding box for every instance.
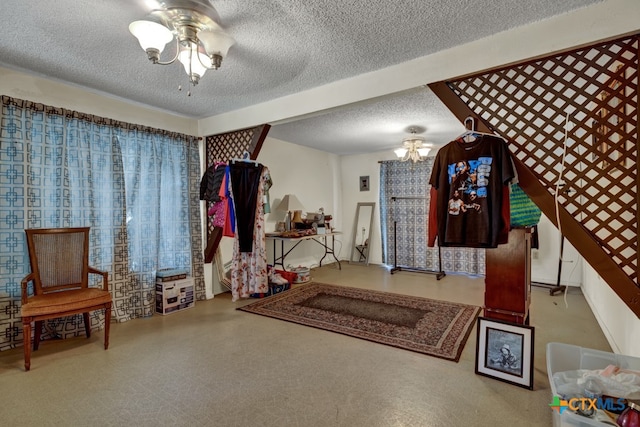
[547,342,640,427]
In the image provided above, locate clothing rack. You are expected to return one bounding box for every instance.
[549,234,567,296]
[389,196,445,280]
[530,234,568,294]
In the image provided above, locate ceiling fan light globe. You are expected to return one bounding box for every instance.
[178,45,210,78]
[129,20,173,53]
[394,148,408,158]
[198,29,235,58]
[417,147,431,157]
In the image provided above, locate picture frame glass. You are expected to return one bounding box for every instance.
[475,317,534,390]
[485,327,524,377]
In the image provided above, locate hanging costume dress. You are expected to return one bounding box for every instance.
[428,135,514,248]
[229,162,272,301]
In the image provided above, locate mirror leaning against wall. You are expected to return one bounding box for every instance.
[350,202,375,265]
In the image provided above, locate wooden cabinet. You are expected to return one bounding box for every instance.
[484,227,531,325]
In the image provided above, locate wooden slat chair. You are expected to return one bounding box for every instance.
[20,227,112,371]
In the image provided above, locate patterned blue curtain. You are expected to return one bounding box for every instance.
[119,128,203,319]
[379,159,485,275]
[0,96,204,352]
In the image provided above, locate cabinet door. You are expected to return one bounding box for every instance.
[484,228,531,324]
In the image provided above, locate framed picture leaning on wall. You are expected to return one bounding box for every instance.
[475,316,535,390]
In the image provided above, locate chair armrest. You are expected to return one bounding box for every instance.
[88,267,109,292]
[21,273,35,305]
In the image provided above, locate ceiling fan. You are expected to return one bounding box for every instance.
[395,126,432,162]
[129,0,235,92]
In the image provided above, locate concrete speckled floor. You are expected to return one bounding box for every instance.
[0,264,610,426]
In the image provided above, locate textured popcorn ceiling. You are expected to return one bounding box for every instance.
[0,0,608,154]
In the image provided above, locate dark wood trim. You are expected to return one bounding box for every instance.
[250,124,271,160]
[203,227,222,264]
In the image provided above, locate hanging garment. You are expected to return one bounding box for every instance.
[209,169,228,228]
[510,183,541,227]
[229,161,264,252]
[199,162,226,202]
[428,135,514,248]
[230,166,271,301]
[208,199,225,226]
[223,165,236,238]
[262,173,273,214]
[200,165,215,200]
[428,186,510,247]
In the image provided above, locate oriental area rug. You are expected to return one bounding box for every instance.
[238,283,481,362]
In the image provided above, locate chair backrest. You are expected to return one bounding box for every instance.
[25,227,90,295]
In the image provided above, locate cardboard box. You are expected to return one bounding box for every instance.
[155,277,195,315]
[156,268,188,282]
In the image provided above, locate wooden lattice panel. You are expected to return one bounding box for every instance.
[448,35,638,284]
[206,128,256,167]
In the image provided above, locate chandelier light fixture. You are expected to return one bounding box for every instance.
[394,128,432,162]
[129,0,235,93]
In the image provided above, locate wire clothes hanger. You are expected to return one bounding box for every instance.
[456,116,502,143]
[231,151,260,166]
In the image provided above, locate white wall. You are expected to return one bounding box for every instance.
[531,213,582,287]
[0,67,196,135]
[255,137,343,269]
[582,263,640,357]
[340,150,397,264]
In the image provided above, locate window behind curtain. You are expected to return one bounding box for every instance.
[119,129,197,317]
